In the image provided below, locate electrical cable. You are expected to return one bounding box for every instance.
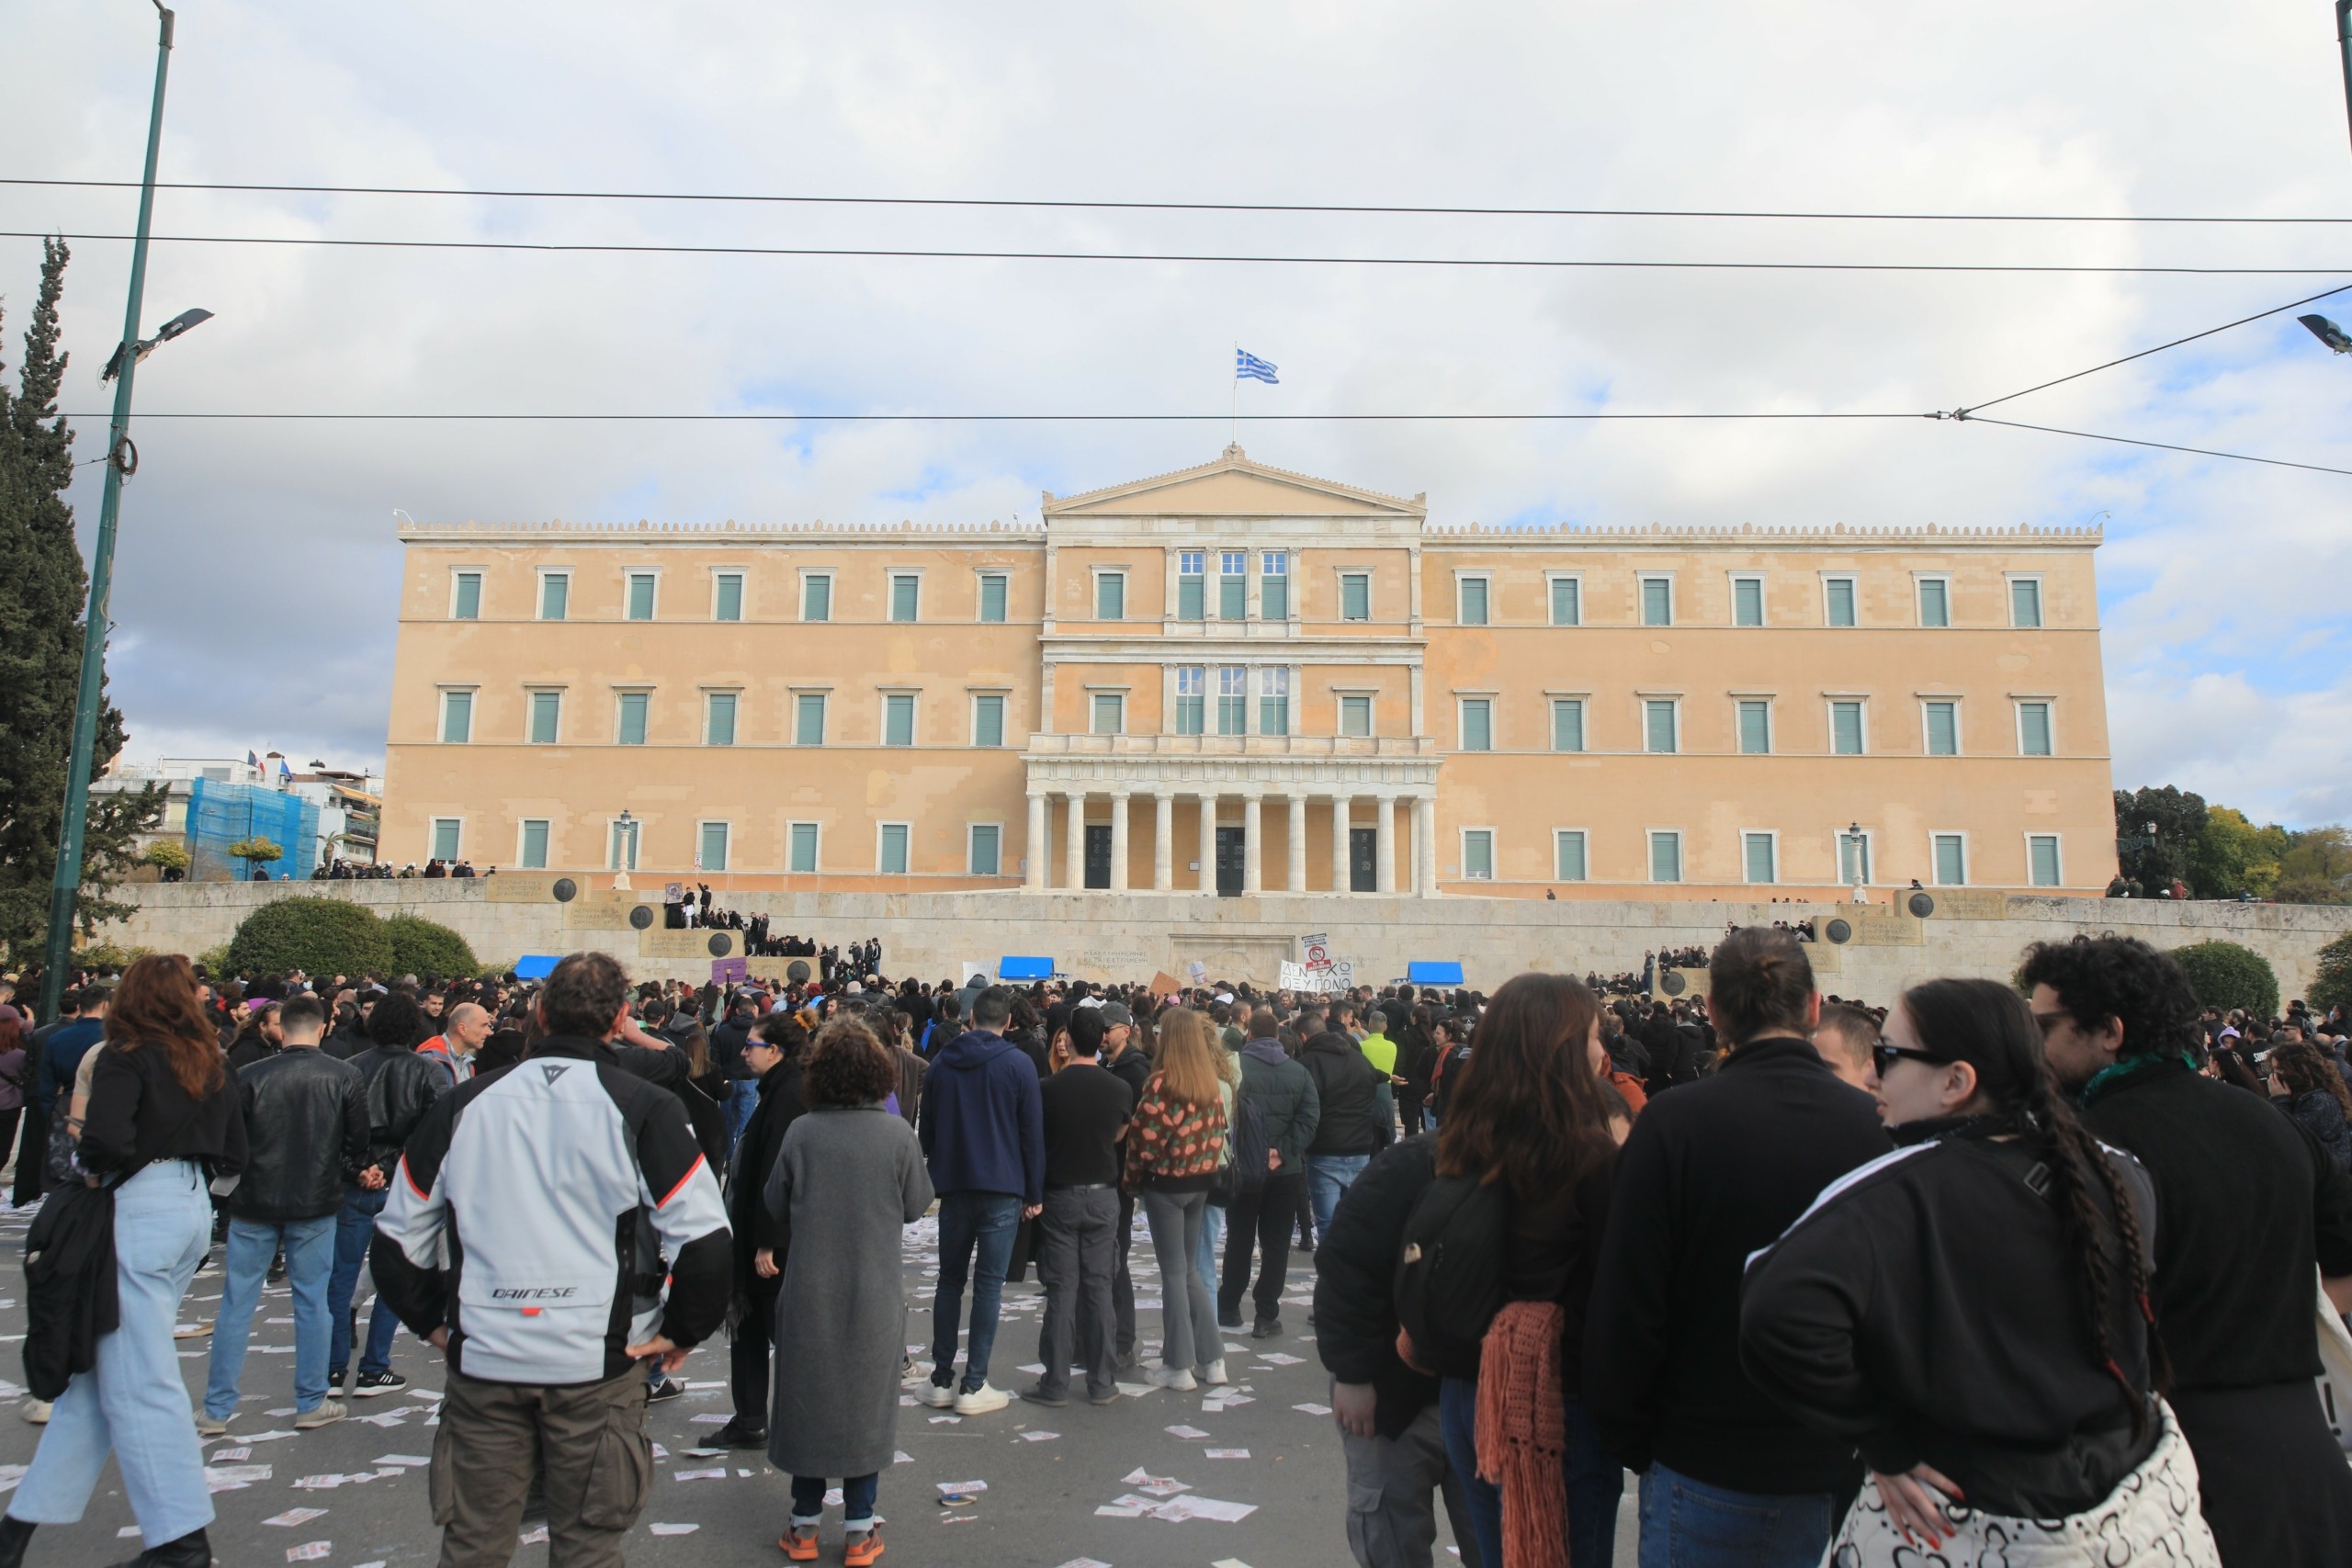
[1961,416,2352,477]
[58,410,1927,422]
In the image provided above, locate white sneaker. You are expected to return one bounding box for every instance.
[196,1412,231,1438]
[1200,1359,1230,1386]
[1148,1366,1198,1393]
[952,1382,1010,1416]
[21,1400,51,1426]
[294,1398,345,1429]
[919,1382,956,1408]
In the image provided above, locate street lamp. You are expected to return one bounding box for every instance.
[1847,820,1868,904]
[615,810,640,888]
[2298,314,2352,355]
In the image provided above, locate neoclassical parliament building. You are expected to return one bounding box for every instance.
[381,446,2117,900]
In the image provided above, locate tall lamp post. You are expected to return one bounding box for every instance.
[38,3,210,1023]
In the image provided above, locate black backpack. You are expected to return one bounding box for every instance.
[1393,1171,1510,1379]
[1213,1091,1272,1202]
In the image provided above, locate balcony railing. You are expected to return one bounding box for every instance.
[1024,732,1437,760]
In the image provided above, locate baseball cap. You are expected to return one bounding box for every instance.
[1099,1002,1133,1026]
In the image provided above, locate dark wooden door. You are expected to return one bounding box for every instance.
[1350,828,1378,892]
[1085,825,1113,889]
[1216,827,1246,897]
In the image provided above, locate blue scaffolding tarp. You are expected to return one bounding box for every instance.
[513,955,561,980]
[187,777,319,880]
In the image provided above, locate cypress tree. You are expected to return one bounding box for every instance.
[0,239,161,966]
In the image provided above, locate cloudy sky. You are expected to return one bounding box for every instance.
[6,1,2351,826]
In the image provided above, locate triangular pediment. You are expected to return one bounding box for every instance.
[1043,446,1425,520]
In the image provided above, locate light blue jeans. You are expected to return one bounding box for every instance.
[1306,1152,1371,1240]
[12,1160,216,1548]
[327,1182,401,1375]
[1194,1200,1226,1299]
[1636,1462,1836,1568]
[205,1212,337,1417]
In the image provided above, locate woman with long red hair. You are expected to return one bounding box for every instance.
[0,954,245,1568]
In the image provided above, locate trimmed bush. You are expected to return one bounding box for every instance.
[2312,931,2352,1016]
[2168,940,2279,1019]
[386,914,478,980]
[226,897,393,979]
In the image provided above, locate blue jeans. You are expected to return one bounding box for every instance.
[725,1078,760,1163]
[13,1160,215,1548]
[791,1472,878,1529]
[1195,1200,1226,1298]
[327,1183,401,1375]
[205,1213,337,1417]
[1307,1152,1371,1240]
[1442,1376,1623,1568]
[1636,1462,1836,1568]
[930,1191,1021,1393]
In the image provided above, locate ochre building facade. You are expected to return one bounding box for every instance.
[382,447,2118,900]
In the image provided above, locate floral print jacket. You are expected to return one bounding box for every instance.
[1122,1073,1227,1192]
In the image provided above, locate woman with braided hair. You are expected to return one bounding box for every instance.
[1739,977,2222,1566]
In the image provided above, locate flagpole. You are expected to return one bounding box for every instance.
[1230,342,1238,446]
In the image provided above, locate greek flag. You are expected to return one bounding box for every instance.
[1235,349,1279,384]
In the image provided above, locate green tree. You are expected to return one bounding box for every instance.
[384,914,478,978]
[226,836,285,878]
[225,897,393,977]
[2186,805,2289,900]
[2312,931,2352,1015]
[2112,785,2206,890]
[0,239,160,964]
[141,840,191,874]
[2169,940,2279,1019]
[2273,826,2352,906]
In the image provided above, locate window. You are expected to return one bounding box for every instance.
[626,571,657,622]
[2018,701,2053,757]
[1551,698,1586,752]
[883,693,916,747]
[452,571,481,620]
[1094,571,1125,621]
[1216,667,1247,735]
[794,692,827,746]
[968,823,1002,876]
[1554,829,1589,882]
[1736,699,1771,755]
[1830,699,1866,755]
[787,821,820,874]
[607,818,639,871]
[713,571,743,622]
[538,571,570,621]
[439,689,473,744]
[1933,833,1967,886]
[1744,831,1778,884]
[1260,667,1290,736]
[1649,830,1683,883]
[978,571,1008,624]
[431,818,462,863]
[1732,576,1764,627]
[1550,576,1581,626]
[1458,576,1490,626]
[1644,698,1678,754]
[616,691,649,745]
[972,693,1006,748]
[1340,571,1371,621]
[1219,551,1248,620]
[1462,829,1496,881]
[801,573,832,622]
[1340,693,1373,738]
[1261,552,1289,619]
[697,821,730,872]
[889,573,921,623]
[2028,833,2063,886]
[1174,668,1205,735]
[877,823,910,875]
[518,818,549,870]
[528,690,562,745]
[1091,692,1124,735]
[1824,576,1857,627]
[705,691,738,747]
[1641,576,1673,626]
[1459,697,1494,751]
[1178,551,1205,620]
[1839,829,1873,886]
[1925,700,1960,756]
[2011,578,2043,628]
[1918,577,1951,628]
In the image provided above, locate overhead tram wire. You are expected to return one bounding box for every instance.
[8,176,2352,226]
[1958,418,2352,478]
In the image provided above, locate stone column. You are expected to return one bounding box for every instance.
[1153,791,1173,892]
[1107,789,1131,892]
[1242,793,1264,896]
[1197,792,1217,894]
[1025,792,1048,890]
[1375,792,1397,895]
[1414,794,1440,897]
[1287,795,1308,892]
[1330,795,1352,894]
[1066,790,1087,891]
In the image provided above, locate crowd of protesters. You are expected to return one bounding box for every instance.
[1,929,2350,1567]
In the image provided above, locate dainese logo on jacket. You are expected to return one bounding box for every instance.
[490,1286,581,1300]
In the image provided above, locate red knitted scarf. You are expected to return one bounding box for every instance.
[1475,1301,1568,1568]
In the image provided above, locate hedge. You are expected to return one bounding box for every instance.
[2311,931,2352,1016]
[385,914,479,979]
[225,897,395,978]
[2168,940,2279,1019]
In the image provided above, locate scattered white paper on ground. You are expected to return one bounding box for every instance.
[650,1522,699,1536]
[1159,1495,1258,1523]
[263,1508,327,1527]
[1054,1559,1114,1568]
[243,1429,300,1443]
[286,1544,332,1562]
[1213,1558,1257,1568]
[1121,1468,1188,1492]
[1164,1424,1211,1439]
[936,1479,988,1494]
[373,1454,430,1468]
[688,1414,729,1424]
[1095,1505,1144,1517]
[118,1527,141,1539]
[672,1467,727,1481]
[1205,1448,1250,1459]
[893,1450,914,1465]
[209,1446,252,1461]
[1017,1362,1046,1374]
[1021,1430,1057,1441]
[1293,1402,1332,1415]
[519,1525,549,1544]
[1258,1352,1305,1365]
[1114,1382,1153,1398]
[929,1415,961,1424]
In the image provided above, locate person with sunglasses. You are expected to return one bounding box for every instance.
[1740,977,2220,1566]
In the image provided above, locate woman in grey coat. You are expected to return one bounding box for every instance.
[764,1015,934,1564]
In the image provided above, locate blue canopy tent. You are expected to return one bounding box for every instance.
[513,954,561,980]
[1406,961,1464,987]
[998,955,1056,981]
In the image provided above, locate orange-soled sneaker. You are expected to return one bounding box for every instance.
[779,1523,820,1562]
[842,1527,885,1566]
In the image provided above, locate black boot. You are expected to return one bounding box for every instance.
[111,1527,211,1567]
[0,1516,34,1568]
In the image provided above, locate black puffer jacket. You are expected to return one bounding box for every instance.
[232,1048,370,1223]
[1312,1134,1442,1438]
[2283,1089,2352,1175]
[353,1044,447,1177]
[1301,1032,1385,1156]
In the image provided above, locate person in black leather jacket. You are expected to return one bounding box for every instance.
[326,990,446,1396]
[201,994,370,1433]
